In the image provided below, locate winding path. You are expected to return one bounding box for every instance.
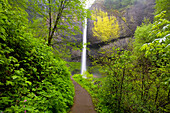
[69,78,96,113]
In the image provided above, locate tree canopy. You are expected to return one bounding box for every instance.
[92,8,120,42]
[9,0,88,46]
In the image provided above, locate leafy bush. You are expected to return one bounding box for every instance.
[139,11,170,112]
[73,73,94,94]
[0,0,74,112]
[68,62,81,74]
[75,45,169,113]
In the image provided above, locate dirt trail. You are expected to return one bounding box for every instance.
[69,78,96,113]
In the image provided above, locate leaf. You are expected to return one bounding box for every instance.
[12,75,18,79]
[33,68,37,72]
[14,64,20,67]
[0,82,4,85]
[15,70,21,75]
[140,43,149,51]
[25,81,32,85]
[6,81,13,85]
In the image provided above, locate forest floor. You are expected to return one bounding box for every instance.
[69,77,96,113]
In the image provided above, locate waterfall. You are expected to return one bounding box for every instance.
[81,0,95,77]
[81,17,87,77]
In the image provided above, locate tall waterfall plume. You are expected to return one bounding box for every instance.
[81,17,87,76]
[81,0,95,77]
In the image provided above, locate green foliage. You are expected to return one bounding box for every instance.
[1,0,169,112]
[76,44,169,113]
[92,9,120,42]
[30,0,87,45]
[74,2,169,113]
[93,48,134,113]
[155,0,170,20]
[141,12,170,109]
[0,0,74,112]
[8,0,88,46]
[133,11,170,112]
[29,17,48,39]
[68,62,81,74]
[73,74,92,93]
[133,20,154,55]
[68,3,170,113]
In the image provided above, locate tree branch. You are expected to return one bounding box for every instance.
[47,1,65,46]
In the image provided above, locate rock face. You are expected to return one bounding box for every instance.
[86,0,155,57]
[87,0,155,44]
[56,0,155,63]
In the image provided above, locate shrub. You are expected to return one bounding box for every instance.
[0,0,74,112]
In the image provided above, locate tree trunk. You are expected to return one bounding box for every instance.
[47,1,65,46]
[168,89,170,101]
[155,85,160,109]
[48,0,52,39]
[118,67,125,111]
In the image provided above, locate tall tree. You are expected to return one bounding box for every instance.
[9,0,87,46]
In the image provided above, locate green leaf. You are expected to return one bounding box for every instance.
[6,81,13,85]
[12,75,18,79]
[0,82,4,85]
[33,68,37,72]
[14,64,20,67]
[25,81,32,85]
[15,70,21,75]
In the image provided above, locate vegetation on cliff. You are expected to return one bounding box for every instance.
[92,8,120,42]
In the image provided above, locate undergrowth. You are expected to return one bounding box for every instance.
[0,1,74,112]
